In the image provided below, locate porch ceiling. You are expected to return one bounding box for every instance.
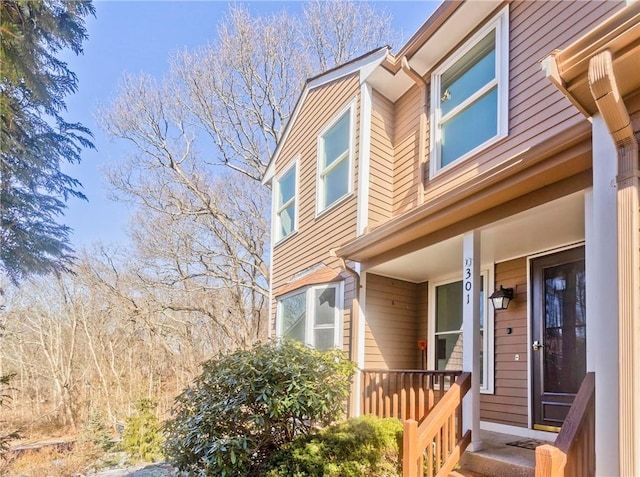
[367,191,585,283]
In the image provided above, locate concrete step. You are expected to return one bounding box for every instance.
[450,470,493,477]
[458,430,538,477]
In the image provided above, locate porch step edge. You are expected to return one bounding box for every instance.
[460,450,534,477]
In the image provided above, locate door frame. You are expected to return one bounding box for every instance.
[526,242,585,431]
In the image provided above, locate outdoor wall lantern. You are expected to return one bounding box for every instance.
[489,285,514,310]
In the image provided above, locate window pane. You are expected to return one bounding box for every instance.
[441,87,498,167]
[322,113,350,168]
[278,167,295,205]
[281,292,306,342]
[314,287,336,325]
[323,157,349,207]
[441,31,495,117]
[436,333,463,370]
[314,328,335,351]
[480,330,484,387]
[436,281,463,332]
[278,203,295,238]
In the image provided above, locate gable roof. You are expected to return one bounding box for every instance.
[262,0,504,185]
[262,46,389,184]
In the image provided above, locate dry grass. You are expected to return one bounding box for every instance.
[0,441,108,477]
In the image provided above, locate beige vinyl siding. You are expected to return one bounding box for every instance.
[369,90,395,228]
[390,0,623,208]
[270,73,360,351]
[393,84,423,215]
[480,257,528,428]
[364,273,420,369]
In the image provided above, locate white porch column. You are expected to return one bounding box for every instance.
[586,114,619,476]
[462,230,482,451]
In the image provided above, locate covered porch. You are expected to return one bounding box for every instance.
[343,189,606,476]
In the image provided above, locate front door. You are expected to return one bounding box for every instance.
[531,246,586,431]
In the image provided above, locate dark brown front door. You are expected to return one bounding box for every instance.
[531,246,586,432]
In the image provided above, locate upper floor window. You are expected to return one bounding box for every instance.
[275,160,297,242]
[277,283,342,351]
[430,7,509,176]
[317,104,354,214]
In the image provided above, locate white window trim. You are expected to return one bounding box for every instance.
[428,268,494,394]
[316,100,356,217]
[429,6,509,178]
[275,282,344,350]
[273,156,299,245]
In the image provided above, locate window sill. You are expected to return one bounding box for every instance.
[429,132,508,182]
[315,192,354,220]
[273,229,299,248]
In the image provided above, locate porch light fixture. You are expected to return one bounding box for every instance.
[489,285,514,310]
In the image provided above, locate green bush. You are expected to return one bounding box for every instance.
[263,416,403,477]
[80,411,114,453]
[164,340,356,477]
[122,398,164,462]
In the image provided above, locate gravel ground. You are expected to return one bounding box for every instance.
[88,462,177,477]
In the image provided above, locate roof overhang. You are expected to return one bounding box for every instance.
[541,1,640,118]
[368,0,502,102]
[263,0,504,183]
[335,121,592,264]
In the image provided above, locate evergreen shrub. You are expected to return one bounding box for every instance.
[122,398,164,462]
[164,340,356,477]
[263,416,403,477]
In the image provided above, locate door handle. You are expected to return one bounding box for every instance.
[532,340,544,351]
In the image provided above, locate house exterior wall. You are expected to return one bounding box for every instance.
[393,84,424,216]
[367,0,623,226]
[270,73,361,355]
[480,257,529,428]
[368,90,395,229]
[366,258,530,429]
[364,273,420,369]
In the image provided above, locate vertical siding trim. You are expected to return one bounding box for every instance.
[268,179,276,338]
[354,267,366,416]
[357,84,372,236]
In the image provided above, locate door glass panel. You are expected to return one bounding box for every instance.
[543,261,586,394]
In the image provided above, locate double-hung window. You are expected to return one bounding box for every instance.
[317,104,353,213]
[430,7,508,175]
[277,283,342,351]
[431,273,492,393]
[275,161,297,242]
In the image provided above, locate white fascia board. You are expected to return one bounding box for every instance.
[262,47,390,185]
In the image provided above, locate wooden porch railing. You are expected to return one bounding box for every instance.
[361,369,462,421]
[535,372,596,477]
[403,372,471,477]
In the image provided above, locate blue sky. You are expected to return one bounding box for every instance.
[61,1,439,249]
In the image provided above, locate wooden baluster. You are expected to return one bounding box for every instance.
[392,372,399,419]
[418,373,425,421]
[401,373,407,421]
[409,373,416,421]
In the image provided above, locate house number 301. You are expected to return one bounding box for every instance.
[464,257,472,304]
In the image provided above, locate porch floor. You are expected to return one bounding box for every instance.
[459,430,550,477]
